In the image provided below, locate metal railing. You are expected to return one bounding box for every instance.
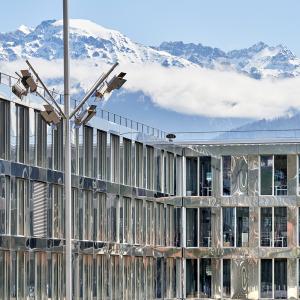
[0,71,167,140]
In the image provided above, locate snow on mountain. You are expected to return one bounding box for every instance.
[0,19,191,67]
[157,41,300,79]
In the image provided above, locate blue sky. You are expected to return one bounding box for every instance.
[1,0,300,54]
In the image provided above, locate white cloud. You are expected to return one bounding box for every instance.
[2,58,300,119]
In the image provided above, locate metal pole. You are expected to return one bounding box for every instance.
[69,62,119,119]
[63,0,72,299]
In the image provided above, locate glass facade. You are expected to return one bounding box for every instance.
[1,94,300,299]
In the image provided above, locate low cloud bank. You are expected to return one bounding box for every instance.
[2,58,300,119]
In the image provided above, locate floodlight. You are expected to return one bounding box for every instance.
[12,82,28,99]
[74,105,97,126]
[19,69,38,92]
[166,133,176,142]
[95,72,127,99]
[41,104,61,125]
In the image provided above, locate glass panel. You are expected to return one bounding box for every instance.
[199,157,212,196]
[123,138,132,186]
[53,121,63,171]
[236,207,249,247]
[146,146,154,190]
[261,207,272,247]
[16,104,29,163]
[35,111,47,168]
[186,208,198,247]
[274,155,287,195]
[52,184,64,239]
[0,100,10,159]
[260,155,273,195]
[261,259,272,298]
[199,208,211,247]
[111,134,120,183]
[223,259,231,298]
[135,142,143,188]
[274,259,287,299]
[186,158,197,196]
[83,126,93,177]
[186,259,198,298]
[97,130,107,180]
[223,208,235,247]
[200,258,211,298]
[222,156,231,196]
[274,207,287,247]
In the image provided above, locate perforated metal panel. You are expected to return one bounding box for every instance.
[32,181,47,237]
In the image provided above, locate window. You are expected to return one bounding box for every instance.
[199,258,212,298]
[123,138,132,186]
[260,155,287,195]
[97,130,107,180]
[135,142,143,188]
[11,178,29,236]
[0,100,10,159]
[186,208,212,247]
[261,207,287,247]
[186,208,198,247]
[35,110,47,168]
[155,149,163,192]
[16,104,29,164]
[175,155,183,196]
[223,207,249,247]
[111,134,120,183]
[93,193,107,242]
[222,156,231,196]
[222,259,231,298]
[83,126,93,177]
[52,184,64,239]
[199,208,212,247]
[82,190,93,241]
[199,156,212,196]
[186,157,197,196]
[53,121,63,171]
[146,146,154,190]
[186,259,198,298]
[261,259,287,299]
[0,176,9,234]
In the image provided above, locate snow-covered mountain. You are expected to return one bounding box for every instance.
[1,19,300,136]
[157,41,300,79]
[0,19,190,67]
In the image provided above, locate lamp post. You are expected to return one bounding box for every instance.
[63,1,72,299]
[12,2,127,298]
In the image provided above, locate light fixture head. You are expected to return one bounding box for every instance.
[12,82,28,99]
[166,133,176,142]
[20,69,37,92]
[75,105,97,126]
[41,104,61,125]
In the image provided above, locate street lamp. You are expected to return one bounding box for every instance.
[12,58,126,300]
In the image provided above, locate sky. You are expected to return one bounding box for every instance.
[1,0,300,54]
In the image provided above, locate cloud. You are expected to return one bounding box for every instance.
[2,58,300,119]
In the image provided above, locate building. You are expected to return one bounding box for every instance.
[0,71,299,299]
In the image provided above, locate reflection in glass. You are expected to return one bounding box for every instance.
[223,208,235,247]
[16,104,29,164]
[261,259,272,298]
[274,155,287,195]
[35,111,47,168]
[261,207,272,247]
[236,207,249,247]
[186,208,197,247]
[186,259,198,298]
[274,259,287,299]
[274,207,287,247]
[260,155,273,195]
[222,156,231,196]
[199,208,211,247]
[199,156,212,196]
[111,134,120,183]
[97,130,107,180]
[0,100,10,159]
[123,138,132,186]
[223,259,231,298]
[146,146,154,190]
[83,126,93,177]
[200,258,211,298]
[135,142,143,188]
[186,157,197,196]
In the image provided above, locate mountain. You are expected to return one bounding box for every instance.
[157,41,300,79]
[0,19,300,137]
[0,19,190,67]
